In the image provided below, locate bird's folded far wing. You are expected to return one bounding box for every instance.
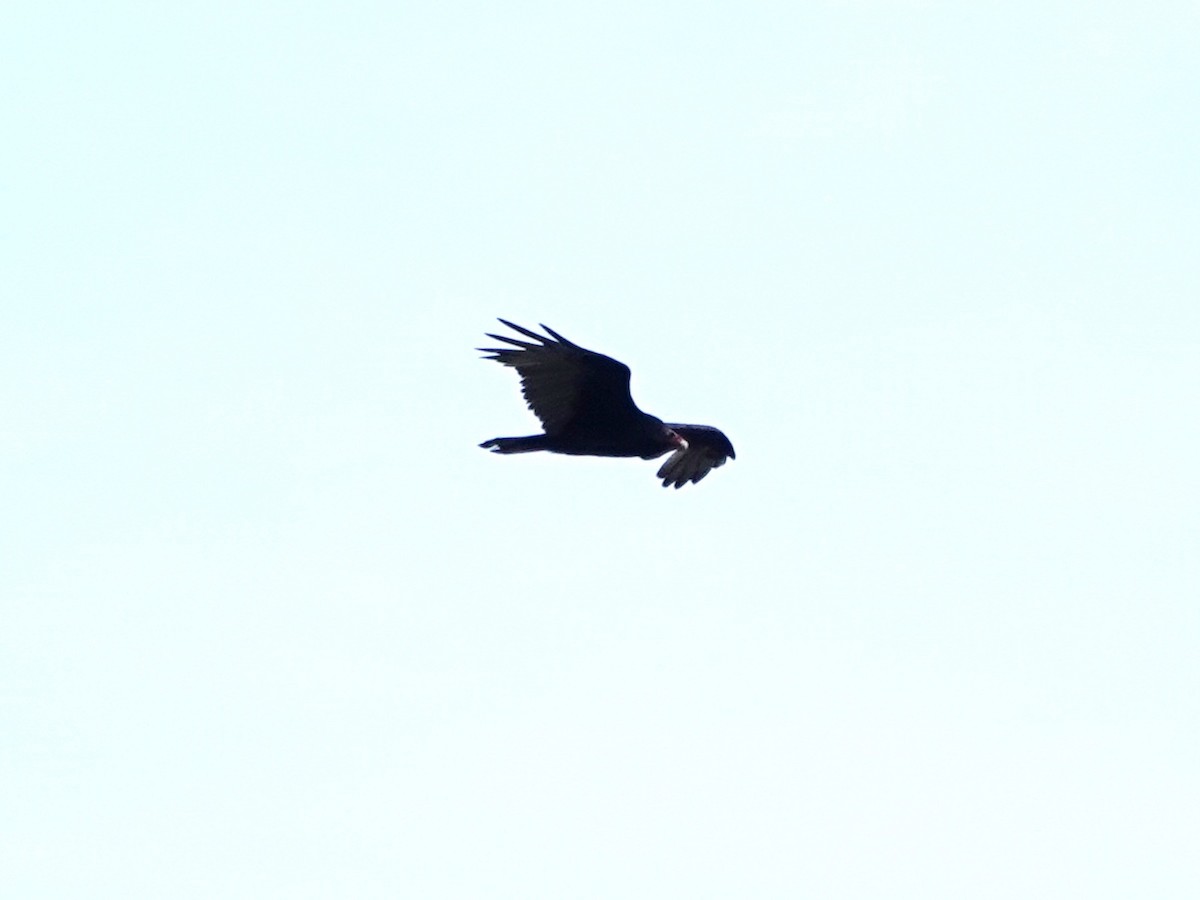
[657,424,737,488]
[478,320,639,434]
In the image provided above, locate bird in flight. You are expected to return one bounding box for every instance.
[478,319,736,488]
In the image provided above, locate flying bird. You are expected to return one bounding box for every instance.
[478,319,736,488]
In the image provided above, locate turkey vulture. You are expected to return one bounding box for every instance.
[478,319,736,488]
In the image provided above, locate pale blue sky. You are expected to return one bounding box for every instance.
[4,2,1199,897]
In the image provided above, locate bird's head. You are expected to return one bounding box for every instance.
[637,422,686,460]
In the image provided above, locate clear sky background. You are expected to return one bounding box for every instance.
[4,2,1199,897]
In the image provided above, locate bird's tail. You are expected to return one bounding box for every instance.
[479,434,550,453]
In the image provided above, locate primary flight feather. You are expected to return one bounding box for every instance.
[478,319,736,488]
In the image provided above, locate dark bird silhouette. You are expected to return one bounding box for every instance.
[478,320,736,488]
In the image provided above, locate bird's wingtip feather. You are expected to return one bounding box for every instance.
[539,323,574,345]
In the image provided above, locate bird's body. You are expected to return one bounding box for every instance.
[478,320,735,488]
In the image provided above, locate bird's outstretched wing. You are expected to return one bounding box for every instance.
[657,424,737,489]
[478,320,640,434]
